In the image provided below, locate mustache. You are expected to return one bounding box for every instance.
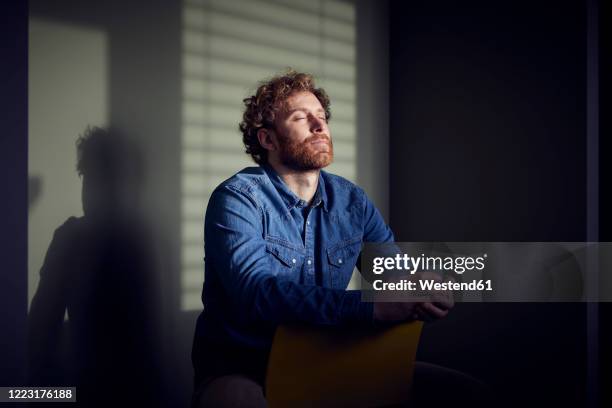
[306,134,331,143]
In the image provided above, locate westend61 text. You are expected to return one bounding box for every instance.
[373,279,493,292]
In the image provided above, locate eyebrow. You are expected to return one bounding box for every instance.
[287,108,326,115]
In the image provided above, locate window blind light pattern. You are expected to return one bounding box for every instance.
[181,0,356,311]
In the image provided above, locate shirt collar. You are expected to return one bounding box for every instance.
[262,164,328,212]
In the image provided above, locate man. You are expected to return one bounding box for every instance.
[191,71,454,407]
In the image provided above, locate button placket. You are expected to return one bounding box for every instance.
[304,211,316,285]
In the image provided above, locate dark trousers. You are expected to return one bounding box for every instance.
[192,345,489,408]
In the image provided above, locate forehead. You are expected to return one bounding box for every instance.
[281,91,324,112]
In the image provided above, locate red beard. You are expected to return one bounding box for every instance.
[277,134,334,171]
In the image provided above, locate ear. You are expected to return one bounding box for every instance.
[257,128,278,152]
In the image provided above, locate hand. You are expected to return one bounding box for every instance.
[414,273,455,322]
[373,301,420,324]
[371,270,421,323]
[372,272,455,324]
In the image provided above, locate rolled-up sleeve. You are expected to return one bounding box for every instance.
[205,185,373,326]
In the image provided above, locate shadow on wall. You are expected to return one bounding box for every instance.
[28,176,43,209]
[28,127,163,407]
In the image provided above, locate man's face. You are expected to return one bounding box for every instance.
[272,91,333,171]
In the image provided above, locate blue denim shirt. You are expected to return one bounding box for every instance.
[193,164,395,352]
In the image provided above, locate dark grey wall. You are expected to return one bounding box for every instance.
[356,0,390,219]
[0,0,28,386]
[600,0,610,405]
[389,0,589,406]
[30,1,184,405]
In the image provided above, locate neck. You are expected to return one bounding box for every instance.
[268,160,320,203]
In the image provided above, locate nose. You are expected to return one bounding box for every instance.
[309,114,326,134]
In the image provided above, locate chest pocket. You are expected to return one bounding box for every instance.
[327,235,362,289]
[266,240,303,282]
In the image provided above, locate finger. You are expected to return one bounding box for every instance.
[418,302,448,320]
[413,306,429,322]
[414,304,436,322]
[431,292,454,310]
[432,301,453,311]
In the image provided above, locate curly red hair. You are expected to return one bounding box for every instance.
[239,70,331,164]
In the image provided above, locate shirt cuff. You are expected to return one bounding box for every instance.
[339,290,375,326]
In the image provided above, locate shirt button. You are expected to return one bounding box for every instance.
[307,259,312,265]
[307,221,310,225]
[338,259,343,264]
[292,258,297,264]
